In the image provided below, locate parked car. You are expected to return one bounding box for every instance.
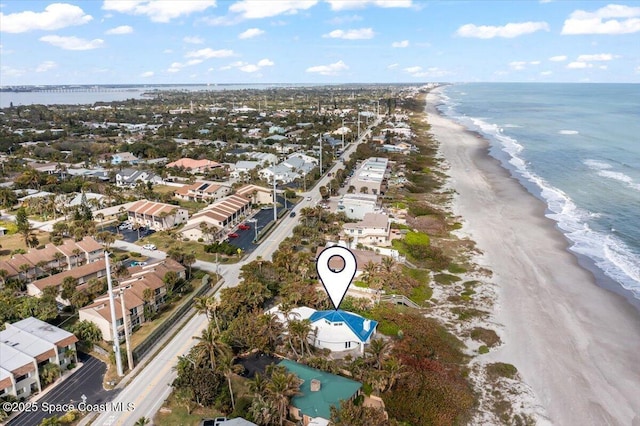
[228,233,239,238]
[238,223,250,230]
[142,243,156,250]
[306,196,312,201]
[200,418,227,426]
[289,211,296,217]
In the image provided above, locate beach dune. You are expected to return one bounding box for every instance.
[426,88,640,425]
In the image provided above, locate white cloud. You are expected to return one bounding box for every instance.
[456,21,550,38]
[387,63,399,69]
[239,28,265,39]
[530,60,541,65]
[562,4,640,35]
[509,61,527,70]
[306,60,349,75]
[325,0,412,11]
[35,61,57,72]
[229,1,318,19]
[239,64,260,73]
[549,55,567,62]
[567,61,593,69]
[636,65,640,74]
[140,71,154,78]
[106,25,133,35]
[221,58,274,73]
[392,40,409,48]
[183,36,205,44]
[185,48,235,59]
[102,0,217,23]
[540,71,553,76]
[39,35,104,50]
[403,66,422,73]
[576,53,617,61]
[257,58,274,67]
[0,3,92,33]
[168,60,203,73]
[323,28,374,39]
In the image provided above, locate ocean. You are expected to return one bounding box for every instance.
[438,83,640,308]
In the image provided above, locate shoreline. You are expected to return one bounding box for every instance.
[426,87,640,425]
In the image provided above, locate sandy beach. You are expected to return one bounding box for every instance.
[426,87,640,425]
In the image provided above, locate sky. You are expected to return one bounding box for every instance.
[1,0,639,85]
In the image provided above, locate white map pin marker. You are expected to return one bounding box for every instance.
[316,246,358,310]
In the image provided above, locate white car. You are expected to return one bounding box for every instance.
[142,244,156,251]
[306,196,312,201]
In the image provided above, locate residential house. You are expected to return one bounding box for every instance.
[127,200,188,231]
[173,182,231,203]
[246,152,278,166]
[110,152,139,165]
[235,184,273,205]
[315,244,383,279]
[115,168,164,188]
[268,305,378,355]
[0,236,104,284]
[27,259,108,301]
[180,194,251,242]
[336,193,381,220]
[351,157,389,196]
[342,213,395,246]
[259,153,317,184]
[279,359,362,426]
[229,161,261,179]
[0,317,78,399]
[166,158,221,173]
[79,259,185,341]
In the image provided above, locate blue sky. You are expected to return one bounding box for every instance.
[1,0,639,85]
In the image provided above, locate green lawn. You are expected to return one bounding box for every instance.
[138,232,242,264]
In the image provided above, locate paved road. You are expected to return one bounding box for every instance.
[89,116,381,426]
[8,354,115,426]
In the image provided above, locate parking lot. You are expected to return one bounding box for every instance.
[104,223,155,244]
[225,197,289,254]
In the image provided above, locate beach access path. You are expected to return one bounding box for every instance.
[426,88,640,426]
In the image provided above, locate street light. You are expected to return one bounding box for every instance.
[248,218,258,241]
[341,119,356,151]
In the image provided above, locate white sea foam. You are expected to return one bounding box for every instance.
[584,159,640,192]
[459,117,640,298]
[598,170,640,192]
[559,130,579,135]
[584,159,612,170]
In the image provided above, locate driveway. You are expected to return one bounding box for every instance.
[8,353,116,426]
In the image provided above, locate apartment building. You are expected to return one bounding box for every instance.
[0,317,78,399]
[126,200,189,231]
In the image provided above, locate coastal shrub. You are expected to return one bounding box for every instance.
[434,273,461,285]
[448,263,467,274]
[470,328,501,347]
[478,345,489,354]
[375,305,474,425]
[452,307,487,321]
[486,363,518,380]
[408,202,443,217]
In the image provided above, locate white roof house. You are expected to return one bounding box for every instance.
[267,306,377,355]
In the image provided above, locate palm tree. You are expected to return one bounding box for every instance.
[216,345,243,411]
[287,319,315,359]
[365,338,390,370]
[361,260,379,286]
[266,366,302,426]
[133,417,150,426]
[53,251,66,269]
[193,323,223,370]
[95,213,105,231]
[182,252,196,279]
[0,269,8,287]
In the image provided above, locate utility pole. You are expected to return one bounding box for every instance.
[105,252,123,377]
[272,176,277,222]
[119,288,134,372]
[319,136,323,175]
